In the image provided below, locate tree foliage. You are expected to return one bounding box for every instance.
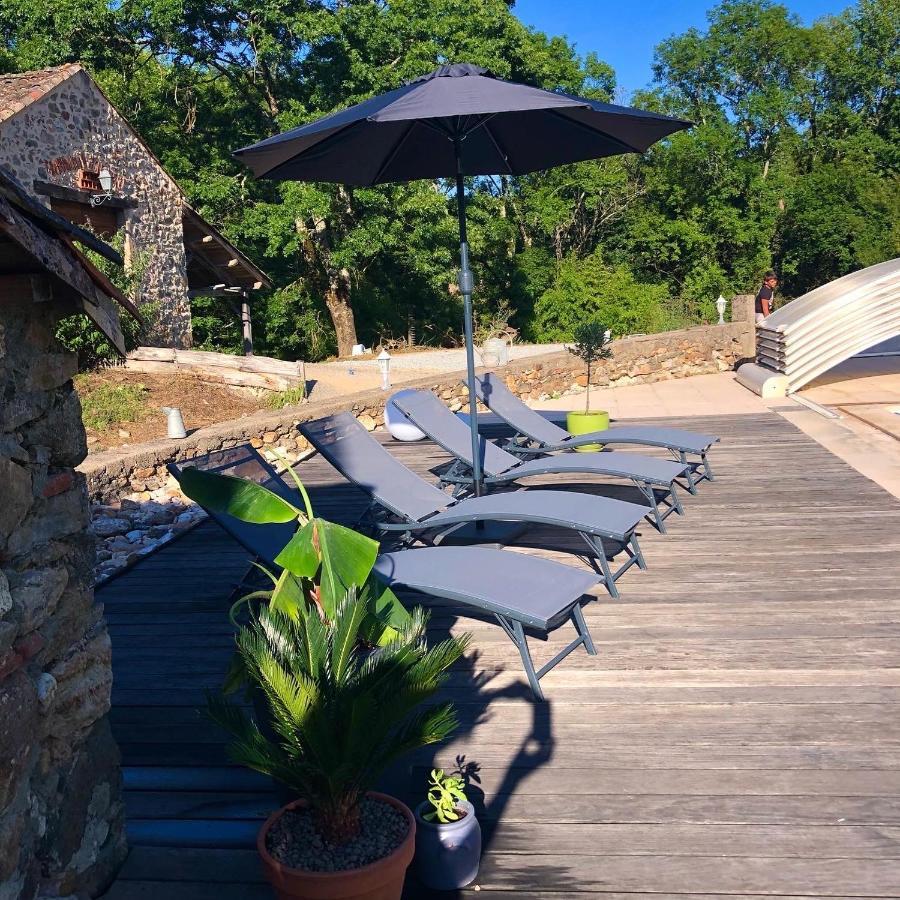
[2,0,896,360]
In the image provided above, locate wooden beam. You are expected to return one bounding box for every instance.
[0,170,122,264]
[79,290,127,356]
[126,347,303,378]
[59,234,142,322]
[0,195,128,332]
[32,180,138,209]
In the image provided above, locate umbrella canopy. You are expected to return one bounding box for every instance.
[235,63,690,182]
[235,63,691,499]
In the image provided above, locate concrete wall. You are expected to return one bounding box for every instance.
[0,70,191,347]
[0,294,125,898]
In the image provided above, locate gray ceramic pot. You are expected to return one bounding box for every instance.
[414,800,481,890]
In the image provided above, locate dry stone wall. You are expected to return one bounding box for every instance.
[0,69,192,347]
[81,321,751,581]
[0,294,125,899]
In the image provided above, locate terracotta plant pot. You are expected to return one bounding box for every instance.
[257,792,416,900]
[414,800,481,890]
[566,410,609,452]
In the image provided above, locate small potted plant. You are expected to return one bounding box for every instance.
[414,767,482,890]
[566,320,612,451]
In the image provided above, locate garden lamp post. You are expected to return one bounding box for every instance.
[716,294,727,325]
[377,349,392,391]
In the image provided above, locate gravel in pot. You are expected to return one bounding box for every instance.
[266,797,410,872]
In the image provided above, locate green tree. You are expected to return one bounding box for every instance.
[2,0,897,361]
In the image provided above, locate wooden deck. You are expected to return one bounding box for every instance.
[99,411,900,899]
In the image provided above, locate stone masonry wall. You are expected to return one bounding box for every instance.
[80,321,752,581]
[0,69,191,347]
[0,293,125,899]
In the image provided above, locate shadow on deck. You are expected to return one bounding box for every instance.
[100,413,900,898]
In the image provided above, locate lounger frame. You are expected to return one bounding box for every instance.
[503,435,715,492]
[472,373,718,490]
[437,454,684,533]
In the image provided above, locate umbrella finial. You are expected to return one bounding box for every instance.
[411,63,490,84]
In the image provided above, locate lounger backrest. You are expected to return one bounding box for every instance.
[168,445,297,568]
[300,412,451,522]
[474,373,569,445]
[393,390,520,477]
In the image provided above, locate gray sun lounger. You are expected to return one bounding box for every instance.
[394,389,688,533]
[473,372,720,489]
[168,446,602,700]
[300,412,649,597]
[374,548,600,700]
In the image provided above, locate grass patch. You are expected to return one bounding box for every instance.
[265,384,307,410]
[76,377,150,431]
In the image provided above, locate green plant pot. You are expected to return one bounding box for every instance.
[566,410,609,452]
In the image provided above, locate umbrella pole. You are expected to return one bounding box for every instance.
[454,136,483,497]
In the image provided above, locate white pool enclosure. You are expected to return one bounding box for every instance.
[737,257,900,396]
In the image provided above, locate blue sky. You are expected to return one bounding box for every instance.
[514,0,851,99]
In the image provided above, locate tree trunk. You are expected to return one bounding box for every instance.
[324,267,358,357]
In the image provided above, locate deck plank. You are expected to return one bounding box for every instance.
[100,412,900,898]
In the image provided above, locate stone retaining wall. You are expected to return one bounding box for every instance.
[1,294,125,899]
[81,321,751,579]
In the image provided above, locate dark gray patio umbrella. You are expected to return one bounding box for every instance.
[235,63,690,496]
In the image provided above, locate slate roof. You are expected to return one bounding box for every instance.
[0,63,83,124]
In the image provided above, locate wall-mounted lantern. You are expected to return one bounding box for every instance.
[716,294,728,325]
[377,349,392,391]
[90,168,114,207]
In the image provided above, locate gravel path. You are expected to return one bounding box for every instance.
[317,342,566,372]
[304,342,566,402]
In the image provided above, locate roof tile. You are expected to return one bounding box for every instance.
[0,63,82,124]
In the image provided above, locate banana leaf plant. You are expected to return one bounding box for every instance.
[176,465,410,648]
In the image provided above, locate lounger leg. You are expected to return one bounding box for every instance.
[635,480,666,534]
[508,618,545,701]
[580,533,619,598]
[670,483,685,517]
[571,603,597,656]
[679,450,698,494]
[631,532,648,571]
[701,450,715,482]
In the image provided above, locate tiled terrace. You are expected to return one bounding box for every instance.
[100,410,900,898]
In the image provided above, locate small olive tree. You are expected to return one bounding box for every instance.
[567,320,612,413]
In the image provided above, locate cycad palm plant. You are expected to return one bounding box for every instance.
[210,588,469,845]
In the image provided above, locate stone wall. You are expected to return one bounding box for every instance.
[0,294,125,898]
[81,322,752,568]
[0,68,191,347]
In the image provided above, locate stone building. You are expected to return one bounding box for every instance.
[0,64,269,349]
[0,168,137,898]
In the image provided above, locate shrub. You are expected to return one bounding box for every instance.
[211,595,467,843]
[265,384,307,410]
[76,377,149,431]
[531,253,670,341]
